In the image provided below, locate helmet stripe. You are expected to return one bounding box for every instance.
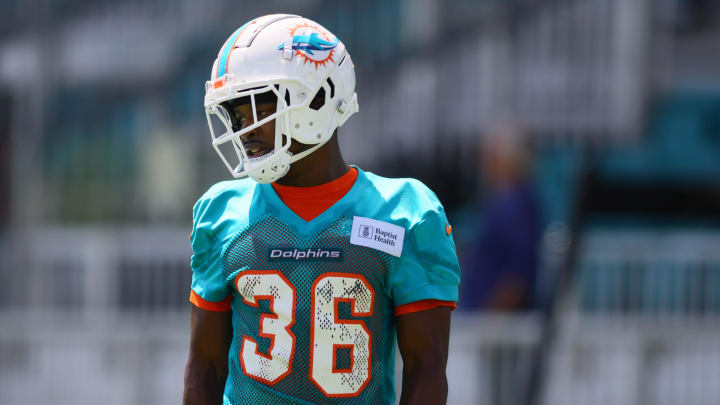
[218,20,252,78]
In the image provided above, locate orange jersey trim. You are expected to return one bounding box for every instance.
[394,299,457,316]
[272,167,358,221]
[189,290,232,312]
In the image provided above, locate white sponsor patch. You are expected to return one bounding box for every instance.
[350,216,405,257]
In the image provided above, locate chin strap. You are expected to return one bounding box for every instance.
[249,140,326,183]
[288,141,325,164]
[246,150,291,183]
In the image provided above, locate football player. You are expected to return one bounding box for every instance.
[183,14,461,405]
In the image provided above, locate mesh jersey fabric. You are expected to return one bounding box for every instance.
[189,166,461,404]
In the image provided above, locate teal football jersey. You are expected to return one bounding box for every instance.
[190,167,460,405]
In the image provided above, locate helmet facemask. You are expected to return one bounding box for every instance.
[205,83,295,183]
[205,78,341,184]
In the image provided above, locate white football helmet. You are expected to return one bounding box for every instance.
[204,14,359,183]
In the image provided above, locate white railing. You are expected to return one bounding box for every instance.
[1,310,719,405]
[2,228,720,404]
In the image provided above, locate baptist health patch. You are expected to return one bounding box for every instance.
[350,216,405,257]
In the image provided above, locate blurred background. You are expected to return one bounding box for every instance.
[1,0,720,403]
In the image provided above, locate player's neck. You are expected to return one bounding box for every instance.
[274,137,349,187]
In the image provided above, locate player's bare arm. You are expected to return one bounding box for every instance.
[397,306,452,405]
[183,306,233,405]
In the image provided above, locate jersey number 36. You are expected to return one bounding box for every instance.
[236,270,374,397]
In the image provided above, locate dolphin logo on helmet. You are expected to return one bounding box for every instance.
[277,32,338,55]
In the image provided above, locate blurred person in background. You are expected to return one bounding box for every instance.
[183,14,461,405]
[460,123,540,311]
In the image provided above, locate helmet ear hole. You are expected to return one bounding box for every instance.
[327,78,335,99]
[309,87,326,111]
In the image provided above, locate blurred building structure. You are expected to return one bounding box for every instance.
[1,0,720,403]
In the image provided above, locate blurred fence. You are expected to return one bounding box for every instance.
[543,230,720,405]
[2,227,720,404]
[2,0,691,225]
[0,228,191,314]
[2,0,720,404]
[0,311,188,404]
[579,230,720,317]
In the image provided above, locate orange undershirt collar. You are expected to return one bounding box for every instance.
[271,167,358,221]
